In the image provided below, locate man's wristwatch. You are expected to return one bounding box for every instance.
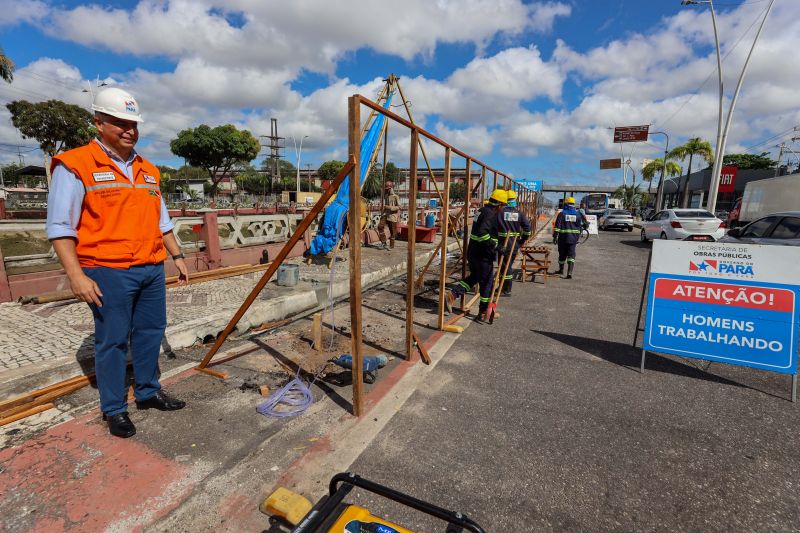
[172,253,185,260]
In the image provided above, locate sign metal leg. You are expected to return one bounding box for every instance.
[793,374,797,403]
[640,349,646,374]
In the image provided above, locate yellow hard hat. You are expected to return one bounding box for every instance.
[565,196,576,205]
[507,190,517,200]
[482,199,490,205]
[489,189,508,204]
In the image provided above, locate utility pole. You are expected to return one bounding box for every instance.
[264,119,284,196]
[306,163,312,191]
[775,137,800,177]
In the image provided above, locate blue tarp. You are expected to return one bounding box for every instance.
[309,93,394,255]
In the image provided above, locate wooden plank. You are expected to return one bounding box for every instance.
[0,381,88,418]
[437,147,451,330]
[196,159,355,370]
[406,129,419,361]
[0,403,55,427]
[348,95,365,417]
[195,367,229,380]
[411,330,432,365]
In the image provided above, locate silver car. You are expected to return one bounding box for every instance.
[719,211,800,246]
[599,209,634,231]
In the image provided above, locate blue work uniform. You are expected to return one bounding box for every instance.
[554,205,587,266]
[497,205,531,292]
[451,204,501,313]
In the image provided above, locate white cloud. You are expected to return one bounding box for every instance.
[0,0,48,27]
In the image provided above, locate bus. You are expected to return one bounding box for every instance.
[580,193,621,217]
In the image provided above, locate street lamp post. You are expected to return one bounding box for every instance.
[292,135,309,198]
[681,0,776,214]
[649,131,669,211]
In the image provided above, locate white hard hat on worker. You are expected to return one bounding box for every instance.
[92,87,144,123]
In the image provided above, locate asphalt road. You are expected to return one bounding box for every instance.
[345,229,800,532]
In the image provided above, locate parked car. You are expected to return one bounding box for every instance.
[719,211,800,246]
[727,197,742,228]
[640,208,726,242]
[599,209,634,231]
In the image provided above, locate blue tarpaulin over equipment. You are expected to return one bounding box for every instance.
[309,93,394,255]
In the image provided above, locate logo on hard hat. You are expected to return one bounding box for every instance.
[124,99,137,113]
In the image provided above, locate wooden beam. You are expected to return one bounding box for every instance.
[0,403,55,427]
[348,95,365,417]
[461,159,472,310]
[196,159,355,370]
[312,312,323,352]
[437,147,451,330]
[406,129,419,361]
[412,330,432,365]
[195,367,229,379]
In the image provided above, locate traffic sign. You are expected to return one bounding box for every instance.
[517,179,542,192]
[644,241,800,375]
[600,158,621,169]
[613,125,649,143]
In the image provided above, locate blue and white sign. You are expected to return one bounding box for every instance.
[644,241,800,375]
[517,179,542,192]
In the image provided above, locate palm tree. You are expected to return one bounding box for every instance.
[613,184,643,210]
[642,158,682,195]
[0,48,14,83]
[668,137,713,208]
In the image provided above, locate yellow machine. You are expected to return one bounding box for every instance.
[262,472,485,533]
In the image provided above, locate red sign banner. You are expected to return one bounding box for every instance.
[613,125,649,143]
[718,166,738,193]
[600,158,622,169]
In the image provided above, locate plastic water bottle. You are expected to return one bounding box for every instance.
[332,354,388,372]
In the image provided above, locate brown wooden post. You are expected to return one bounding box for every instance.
[348,95,365,417]
[406,129,419,360]
[0,244,12,303]
[461,159,471,310]
[200,210,222,268]
[312,312,322,351]
[437,147,451,330]
[492,171,497,191]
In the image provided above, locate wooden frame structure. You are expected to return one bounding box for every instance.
[196,85,540,417]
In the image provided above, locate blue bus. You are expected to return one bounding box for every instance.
[580,193,621,217]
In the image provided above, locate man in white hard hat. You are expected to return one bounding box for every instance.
[46,87,189,438]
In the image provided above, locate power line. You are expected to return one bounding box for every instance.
[659,2,768,130]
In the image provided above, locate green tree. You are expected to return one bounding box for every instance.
[156,165,180,196]
[449,182,467,202]
[317,160,346,182]
[0,47,14,83]
[258,158,297,194]
[362,165,383,199]
[642,158,682,193]
[613,184,644,210]
[722,152,776,170]
[170,124,260,197]
[235,164,268,195]
[6,99,95,183]
[668,137,714,208]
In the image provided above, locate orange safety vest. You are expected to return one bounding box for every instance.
[51,141,167,268]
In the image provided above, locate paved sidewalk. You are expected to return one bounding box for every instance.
[0,239,451,399]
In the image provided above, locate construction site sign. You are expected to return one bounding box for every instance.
[644,240,800,376]
[613,125,649,143]
[600,158,622,169]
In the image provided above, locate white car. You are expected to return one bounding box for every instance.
[599,209,634,231]
[640,208,726,242]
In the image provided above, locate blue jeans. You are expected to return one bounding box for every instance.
[84,263,166,416]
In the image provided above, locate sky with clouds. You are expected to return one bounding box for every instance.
[1,0,798,189]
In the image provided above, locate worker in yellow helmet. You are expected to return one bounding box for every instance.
[446,189,506,321]
[551,196,587,279]
[497,189,532,296]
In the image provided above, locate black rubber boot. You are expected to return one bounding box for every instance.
[551,264,564,276]
[566,262,574,279]
[502,279,512,296]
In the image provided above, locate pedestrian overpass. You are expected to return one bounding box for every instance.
[542,184,617,195]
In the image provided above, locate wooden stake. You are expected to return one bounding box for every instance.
[0,403,55,427]
[411,330,432,365]
[312,312,323,351]
[437,147,452,330]
[406,129,419,362]
[348,96,365,417]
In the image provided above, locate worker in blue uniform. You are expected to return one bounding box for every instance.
[551,196,587,279]
[447,189,507,321]
[497,190,531,296]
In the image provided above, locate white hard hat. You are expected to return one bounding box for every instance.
[92,87,143,123]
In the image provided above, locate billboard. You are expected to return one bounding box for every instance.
[718,166,738,193]
[600,158,622,170]
[518,179,542,192]
[613,125,650,143]
[644,240,800,375]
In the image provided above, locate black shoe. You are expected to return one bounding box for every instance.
[565,274,573,279]
[105,412,136,438]
[136,390,186,411]
[501,290,512,297]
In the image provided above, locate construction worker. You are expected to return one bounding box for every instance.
[378,180,400,249]
[551,196,588,279]
[46,87,188,438]
[497,190,531,295]
[446,189,507,321]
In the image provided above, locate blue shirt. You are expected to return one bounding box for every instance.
[46,139,174,240]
